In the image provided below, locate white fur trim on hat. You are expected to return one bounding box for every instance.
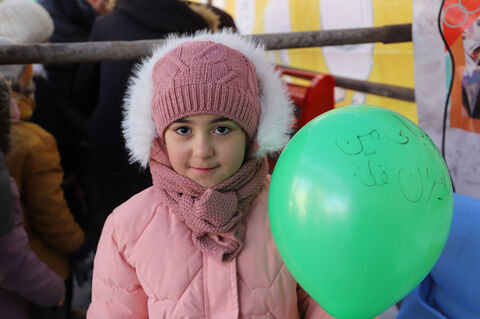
[0,0,54,44]
[122,30,295,168]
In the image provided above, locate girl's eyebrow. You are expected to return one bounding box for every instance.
[210,117,233,124]
[172,118,190,124]
[172,116,234,124]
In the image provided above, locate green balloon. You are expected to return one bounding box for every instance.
[269,105,453,319]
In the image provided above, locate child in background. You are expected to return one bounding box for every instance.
[0,36,85,319]
[88,31,332,318]
[0,36,85,282]
[0,74,65,319]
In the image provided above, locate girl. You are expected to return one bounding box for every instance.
[88,30,331,318]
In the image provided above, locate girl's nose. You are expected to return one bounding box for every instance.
[192,134,214,158]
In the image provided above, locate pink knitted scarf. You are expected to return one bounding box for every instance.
[150,156,268,262]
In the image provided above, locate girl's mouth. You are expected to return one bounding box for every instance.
[191,166,218,173]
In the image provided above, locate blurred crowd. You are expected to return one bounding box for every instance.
[0,0,236,318]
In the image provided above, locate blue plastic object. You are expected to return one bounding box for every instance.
[397,193,480,319]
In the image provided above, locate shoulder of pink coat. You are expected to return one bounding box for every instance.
[109,186,172,246]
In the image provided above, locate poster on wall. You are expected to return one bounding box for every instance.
[413,0,480,198]
[441,0,480,131]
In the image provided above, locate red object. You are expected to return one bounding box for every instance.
[268,66,335,171]
[276,65,335,130]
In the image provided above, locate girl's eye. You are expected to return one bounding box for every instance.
[175,127,191,135]
[214,126,231,135]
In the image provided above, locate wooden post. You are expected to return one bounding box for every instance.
[334,75,415,102]
[0,24,412,64]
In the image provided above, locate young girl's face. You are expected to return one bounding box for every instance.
[164,114,247,187]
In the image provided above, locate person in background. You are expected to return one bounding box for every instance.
[0,73,66,319]
[0,34,85,319]
[73,0,237,246]
[33,0,115,256]
[88,30,333,318]
[34,0,112,177]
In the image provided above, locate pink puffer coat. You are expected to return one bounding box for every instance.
[88,176,333,318]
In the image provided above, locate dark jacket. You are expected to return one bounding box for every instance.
[0,151,13,237]
[33,0,96,174]
[39,0,96,44]
[0,177,65,319]
[38,0,96,98]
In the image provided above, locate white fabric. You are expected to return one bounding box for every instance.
[0,0,53,44]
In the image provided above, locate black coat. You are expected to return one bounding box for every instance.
[33,0,97,173]
[38,0,96,99]
[39,0,96,43]
[0,151,13,237]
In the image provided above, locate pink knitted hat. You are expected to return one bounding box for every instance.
[151,40,261,140]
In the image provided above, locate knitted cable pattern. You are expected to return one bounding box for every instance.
[151,40,260,140]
